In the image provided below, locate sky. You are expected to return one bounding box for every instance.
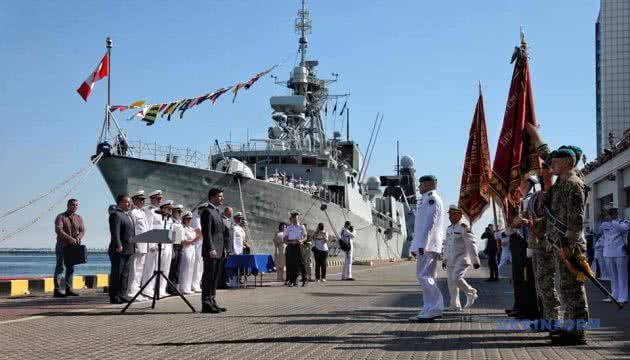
[0,0,600,249]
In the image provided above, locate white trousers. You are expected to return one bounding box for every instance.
[158,244,173,296]
[499,245,512,271]
[605,256,629,302]
[416,252,444,314]
[126,252,146,297]
[141,244,172,298]
[447,264,476,308]
[141,248,158,297]
[191,240,204,291]
[594,249,609,280]
[342,249,353,279]
[178,245,195,294]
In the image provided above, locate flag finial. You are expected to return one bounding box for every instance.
[478,80,483,96]
[520,27,527,49]
[106,37,112,49]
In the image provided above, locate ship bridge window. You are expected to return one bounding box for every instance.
[317,159,328,167]
[271,157,281,164]
[302,157,316,166]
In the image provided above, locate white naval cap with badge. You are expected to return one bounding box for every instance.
[149,190,163,198]
[131,190,146,199]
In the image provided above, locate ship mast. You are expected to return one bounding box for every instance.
[296,0,311,67]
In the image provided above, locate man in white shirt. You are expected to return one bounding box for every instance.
[126,190,150,299]
[599,203,629,304]
[443,205,480,311]
[191,203,207,292]
[339,221,356,281]
[409,175,445,322]
[285,211,308,287]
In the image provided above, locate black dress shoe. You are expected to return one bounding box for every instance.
[65,290,79,297]
[201,303,220,313]
[53,290,66,298]
[119,296,132,303]
[110,297,124,304]
[301,280,307,287]
[213,302,227,312]
[550,331,587,346]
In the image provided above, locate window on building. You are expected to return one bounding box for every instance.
[625,187,630,208]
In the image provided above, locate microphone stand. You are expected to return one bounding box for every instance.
[122,212,196,313]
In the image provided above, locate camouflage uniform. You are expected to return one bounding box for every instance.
[302,233,313,281]
[529,144,561,321]
[542,171,589,334]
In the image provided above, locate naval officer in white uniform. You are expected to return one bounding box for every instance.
[126,190,150,299]
[600,203,629,304]
[410,175,445,321]
[442,205,480,311]
[191,203,207,292]
[140,190,163,298]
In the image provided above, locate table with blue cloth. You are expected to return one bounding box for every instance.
[225,254,275,288]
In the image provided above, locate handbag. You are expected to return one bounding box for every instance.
[63,244,88,266]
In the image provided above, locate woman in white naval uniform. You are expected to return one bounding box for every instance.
[410,175,445,321]
[126,190,149,299]
[600,204,629,304]
[443,205,480,311]
[191,203,206,292]
[140,190,163,298]
[178,211,199,295]
[339,221,356,281]
[496,228,512,276]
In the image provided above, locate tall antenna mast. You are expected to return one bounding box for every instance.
[296,0,311,66]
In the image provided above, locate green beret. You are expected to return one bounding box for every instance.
[551,148,576,159]
[419,175,437,182]
[559,145,582,161]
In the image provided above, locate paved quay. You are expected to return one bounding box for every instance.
[1,262,628,360]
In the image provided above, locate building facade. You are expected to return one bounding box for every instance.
[596,0,630,155]
[584,146,630,230]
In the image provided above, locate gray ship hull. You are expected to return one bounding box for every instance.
[97,155,405,260]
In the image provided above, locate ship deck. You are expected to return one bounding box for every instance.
[1,262,627,359]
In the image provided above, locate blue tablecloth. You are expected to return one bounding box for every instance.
[225,254,275,275]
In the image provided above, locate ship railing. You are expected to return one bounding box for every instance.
[120,140,210,169]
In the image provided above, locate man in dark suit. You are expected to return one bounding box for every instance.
[481,224,499,281]
[108,194,136,304]
[200,188,231,313]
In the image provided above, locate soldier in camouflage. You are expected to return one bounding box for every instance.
[302,223,314,281]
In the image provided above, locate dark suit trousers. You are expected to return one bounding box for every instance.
[109,252,131,299]
[510,235,539,316]
[201,257,221,304]
[286,243,306,284]
[487,253,499,279]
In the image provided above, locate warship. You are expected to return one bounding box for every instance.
[95,0,418,259]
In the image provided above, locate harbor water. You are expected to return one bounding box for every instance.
[0,250,110,278]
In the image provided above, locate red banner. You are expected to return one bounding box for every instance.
[458,89,492,224]
[489,40,541,219]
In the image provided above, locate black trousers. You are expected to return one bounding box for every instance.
[286,243,306,284]
[510,235,540,316]
[487,253,499,279]
[201,257,221,304]
[216,256,229,289]
[109,252,132,299]
[167,244,182,294]
[314,249,329,280]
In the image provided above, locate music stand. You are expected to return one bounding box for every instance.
[121,226,196,313]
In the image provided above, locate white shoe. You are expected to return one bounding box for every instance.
[465,292,478,309]
[321,279,327,282]
[192,288,202,293]
[602,297,612,303]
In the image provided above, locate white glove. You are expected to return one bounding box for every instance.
[526,248,534,258]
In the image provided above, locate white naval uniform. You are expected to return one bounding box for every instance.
[126,206,149,297]
[140,205,159,297]
[600,219,629,303]
[190,213,204,292]
[496,229,512,276]
[593,237,609,280]
[444,221,480,309]
[411,190,445,316]
[178,225,197,294]
[142,208,172,298]
[159,219,178,296]
[339,227,355,280]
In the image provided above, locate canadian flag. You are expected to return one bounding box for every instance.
[77,52,109,101]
